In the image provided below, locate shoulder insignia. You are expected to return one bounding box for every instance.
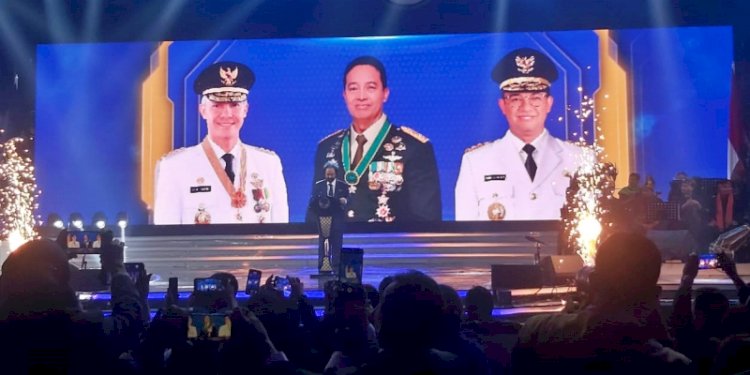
[399,126,429,143]
[320,129,346,142]
[250,145,278,156]
[160,147,188,160]
[464,142,490,154]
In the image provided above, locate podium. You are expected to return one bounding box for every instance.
[312,215,335,278]
[310,196,345,279]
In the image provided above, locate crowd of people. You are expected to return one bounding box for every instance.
[2,232,750,374]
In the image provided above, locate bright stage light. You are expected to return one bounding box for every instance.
[46,213,64,229]
[116,211,128,229]
[93,211,107,229]
[69,213,84,230]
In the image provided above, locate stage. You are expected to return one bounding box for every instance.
[63,228,750,314]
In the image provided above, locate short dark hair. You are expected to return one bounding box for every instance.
[465,286,494,320]
[377,270,443,350]
[594,232,661,299]
[343,56,388,88]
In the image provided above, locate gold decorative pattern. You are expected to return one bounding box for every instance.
[321,129,345,142]
[499,77,551,92]
[399,126,429,143]
[250,145,278,156]
[219,66,239,86]
[140,41,174,211]
[464,142,490,154]
[515,55,535,74]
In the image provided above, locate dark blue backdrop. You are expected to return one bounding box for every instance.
[35,27,732,225]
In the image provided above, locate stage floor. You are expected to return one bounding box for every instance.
[68,231,750,296]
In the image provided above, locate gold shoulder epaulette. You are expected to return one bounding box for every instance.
[321,129,345,142]
[464,142,490,154]
[399,126,429,143]
[160,147,188,160]
[251,145,278,156]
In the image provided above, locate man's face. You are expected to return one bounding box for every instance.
[343,64,389,129]
[681,181,694,196]
[325,167,336,182]
[628,174,640,188]
[199,100,249,143]
[499,92,553,140]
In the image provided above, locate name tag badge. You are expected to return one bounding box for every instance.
[484,174,506,182]
[190,185,212,193]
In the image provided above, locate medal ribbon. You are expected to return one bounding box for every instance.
[342,119,392,185]
[201,138,247,208]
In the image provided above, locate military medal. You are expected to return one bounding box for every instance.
[195,205,212,224]
[344,170,360,185]
[231,191,247,208]
[341,119,392,193]
[250,174,270,222]
[487,202,506,221]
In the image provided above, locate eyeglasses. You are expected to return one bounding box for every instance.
[503,93,548,109]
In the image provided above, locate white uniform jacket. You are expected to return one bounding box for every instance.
[455,131,583,221]
[153,142,289,224]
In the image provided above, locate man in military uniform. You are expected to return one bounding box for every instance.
[455,48,583,221]
[153,61,289,224]
[309,56,441,222]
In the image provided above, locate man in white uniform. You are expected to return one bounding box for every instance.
[455,48,582,221]
[153,61,288,224]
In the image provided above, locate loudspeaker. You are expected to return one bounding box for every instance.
[491,264,543,290]
[540,255,584,286]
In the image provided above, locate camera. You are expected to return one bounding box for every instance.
[57,229,113,257]
[272,275,291,297]
[194,277,226,294]
[193,277,231,312]
[187,312,232,340]
[699,253,722,269]
[124,262,145,284]
[245,269,262,296]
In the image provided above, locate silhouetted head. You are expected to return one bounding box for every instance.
[465,286,494,321]
[590,232,662,306]
[0,240,77,317]
[376,270,444,351]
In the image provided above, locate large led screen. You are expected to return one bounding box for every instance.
[35,26,733,226]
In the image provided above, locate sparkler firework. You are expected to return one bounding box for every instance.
[0,136,39,252]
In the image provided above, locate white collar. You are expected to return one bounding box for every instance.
[206,137,242,161]
[350,113,387,143]
[506,128,548,153]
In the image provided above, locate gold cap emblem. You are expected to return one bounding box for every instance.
[515,55,535,74]
[219,66,239,86]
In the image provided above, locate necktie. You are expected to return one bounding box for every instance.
[351,134,368,168]
[327,182,334,197]
[221,153,235,184]
[522,144,537,182]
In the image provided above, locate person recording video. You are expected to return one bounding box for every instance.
[309,160,349,273]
